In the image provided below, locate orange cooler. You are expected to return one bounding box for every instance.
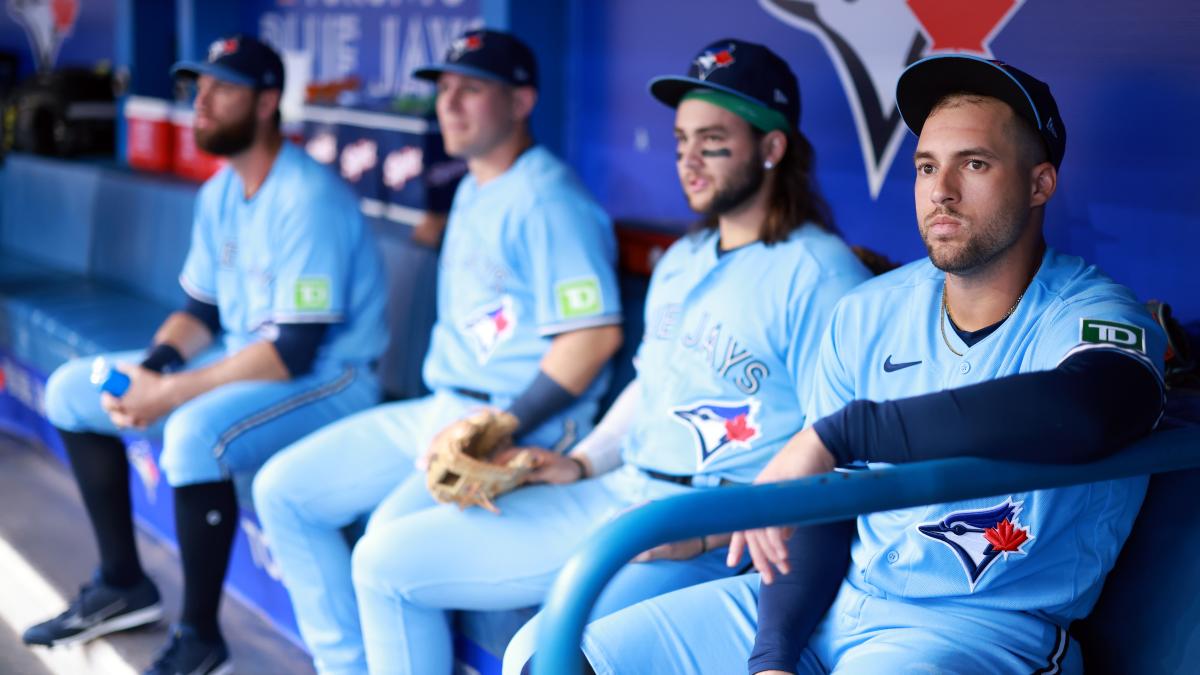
[124,97,173,172]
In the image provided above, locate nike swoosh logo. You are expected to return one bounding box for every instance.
[62,599,126,629]
[883,355,922,372]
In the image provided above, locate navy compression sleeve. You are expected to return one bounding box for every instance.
[141,297,221,373]
[748,520,854,674]
[814,349,1163,467]
[182,296,221,337]
[273,323,328,377]
[506,370,578,440]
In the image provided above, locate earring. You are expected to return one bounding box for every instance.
[764,160,775,169]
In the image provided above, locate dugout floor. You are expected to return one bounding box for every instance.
[0,432,314,675]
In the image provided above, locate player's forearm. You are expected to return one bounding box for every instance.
[539,324,623,395]
[814,349,1163,467]
[569,378,641,476]
[749,520,854,675]
[507,324,623,440]
[161,340,290,408]
[151,311,215,361]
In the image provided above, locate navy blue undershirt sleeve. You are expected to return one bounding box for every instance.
[748,520,854,674]
[506,370,578,441]
[813,349,1163,467]
[141,298,222,373]
[182,296,221,337]
[750,350,1161,673]
[273,323,328,377]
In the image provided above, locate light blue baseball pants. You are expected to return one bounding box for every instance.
[350,463,743,675]
[580,572,1082,675]
[252,389,598,675]
[44,348,379,487]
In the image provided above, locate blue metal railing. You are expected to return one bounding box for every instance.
[532,425,1200,674]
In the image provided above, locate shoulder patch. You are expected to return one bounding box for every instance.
[1081,318,1145,353]
[555,277,603,319]
[295,277,332,311]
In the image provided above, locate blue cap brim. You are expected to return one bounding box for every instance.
[648,75,770,113]
[412,63,522,87]
[171,61,258,88]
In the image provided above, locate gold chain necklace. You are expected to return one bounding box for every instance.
[940,283,1024,357]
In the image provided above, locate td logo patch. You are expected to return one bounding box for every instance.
[1081,319,1146,353]
[555,277,603,319]
[295,277,332,311]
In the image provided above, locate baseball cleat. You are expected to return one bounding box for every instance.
[22,574,163,647]
[143,625,232,675]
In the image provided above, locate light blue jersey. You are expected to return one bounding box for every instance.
[422,145,621,401]
[809,248,1166,622]
[622,225,870,484]
[180,142,387,369]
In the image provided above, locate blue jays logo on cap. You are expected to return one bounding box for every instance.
[671,398,761,470]
[448,33,484,62]
[208,37,240,62]
[917,498,1033,591]
[462,296,517,365]
[694,43,737,81]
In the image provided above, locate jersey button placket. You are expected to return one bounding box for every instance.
[958,361,971,375]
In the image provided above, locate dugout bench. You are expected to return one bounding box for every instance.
[533,422,1200,675]
[0,151,673,672]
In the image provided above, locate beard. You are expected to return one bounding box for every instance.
[921,200,1028,274]
[691,150,765,217]
[194,109,257,157]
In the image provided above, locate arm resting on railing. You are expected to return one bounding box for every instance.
[532,425,1200,675]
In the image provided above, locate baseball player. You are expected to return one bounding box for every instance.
[575,55,1167,675]
[339,39,870,675]
[22,36,387,675]
[250,29,624,674]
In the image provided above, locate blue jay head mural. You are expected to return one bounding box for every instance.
[758,0,1027,196]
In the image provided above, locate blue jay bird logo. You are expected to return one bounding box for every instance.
[693,43,736,80]
[758,0,1025,197]
[462,296,516,365]
[671,399,762,470]
[917,498,1033,591]
[7,0,80,72]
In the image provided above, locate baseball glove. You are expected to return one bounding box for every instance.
[425,410,536,513]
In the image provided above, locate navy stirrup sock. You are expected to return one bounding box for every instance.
[59,429,145,588]
[173,480,239,642]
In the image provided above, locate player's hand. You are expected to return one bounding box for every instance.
[416,410,491,470]
[101,364,177,429]
[727,427,835,584]
[633,532,732,563]
[493,447,583,485]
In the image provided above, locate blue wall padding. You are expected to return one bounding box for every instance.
[0,153,448,401]
[87,173,193,309]
[0,154,192,309]
[1,155,100,274]
[372,220,439,401]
